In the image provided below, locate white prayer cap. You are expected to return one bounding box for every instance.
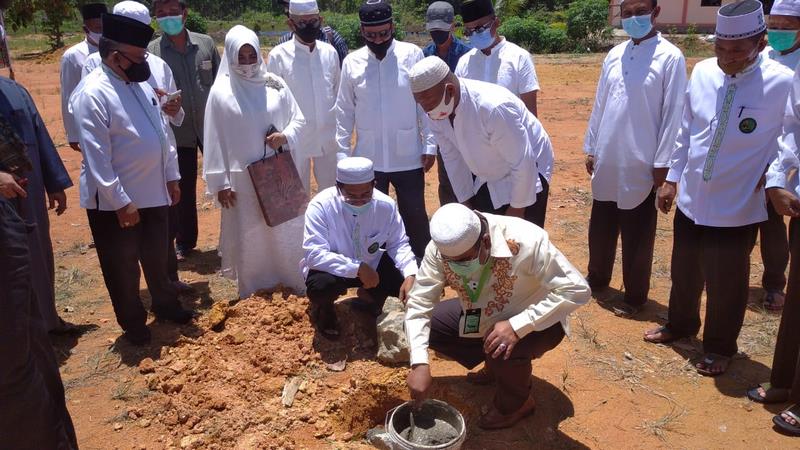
[289,0,320,16]
[113,1,151,26]
[771,0,800,17]
[430,204,481,258]
[409,56,451,94]
[336,157,374,185]
[716,0,766,40]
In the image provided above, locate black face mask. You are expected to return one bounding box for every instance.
[366,38,393,59]
[430,30,450,46]
[295,23,321,44]
[117,53,151,83]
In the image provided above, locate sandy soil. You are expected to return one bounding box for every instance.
[10,48,799,449]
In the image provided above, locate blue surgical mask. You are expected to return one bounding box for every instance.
[448,257,482,278]
[621,14,653,40]
[157,15,184,36]
[768,29,799,53]
[343,200,372,216]
[469,28,495,50]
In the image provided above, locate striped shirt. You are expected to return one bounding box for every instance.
[279,26,349,66]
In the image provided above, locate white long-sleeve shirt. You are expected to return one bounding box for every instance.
[454,38,540,96]
[267,38,340,159]
[584,33,687,210]
[80,52,185,128]
[335,41,436,173]
[430,78,553,209]
[666,56,794,227]
[767,68,800,197]
[60,40,97,143]
[762,46,800,71]
[73,65,180,211]
[301,187,418,279]
[405,213,590,366]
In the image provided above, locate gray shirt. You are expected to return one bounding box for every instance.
[149,30,220,149]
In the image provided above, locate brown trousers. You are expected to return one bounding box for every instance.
[769,218,800,402]
[586,192,657,305]
[428,299,565,414]
[666,208,758,357]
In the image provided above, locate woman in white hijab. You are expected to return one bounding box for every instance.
[203,25,307,297]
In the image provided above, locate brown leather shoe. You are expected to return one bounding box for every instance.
[478,395,536,430]
[466,366,495,385]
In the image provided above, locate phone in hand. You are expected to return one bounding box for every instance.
[165,90,182,102]
[266,124,285,154]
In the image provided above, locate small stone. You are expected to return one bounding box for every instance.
[139,419,151,428]
[207,302,229,331]
[623,352,634,361]
[139,358,156,374]
[64,306,75,313]
[376,297,410,364]
[113,422,123,431]
[179,434,204,449]
[339,432,353,441]
[281,377,302,407]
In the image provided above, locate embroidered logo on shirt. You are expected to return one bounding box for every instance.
[739,117,757,134]
[265,75,283,91]
[368,242,379,254]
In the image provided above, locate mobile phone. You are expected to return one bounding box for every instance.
[165,90,181,102]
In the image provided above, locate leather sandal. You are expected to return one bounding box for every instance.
[478,395,536,430]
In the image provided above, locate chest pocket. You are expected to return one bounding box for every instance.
[197,57,214,86]
[364,231,387,255]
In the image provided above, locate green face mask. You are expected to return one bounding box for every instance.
[448,257,482,278]
[768,29,799,53]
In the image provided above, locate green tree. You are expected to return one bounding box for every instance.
[566,0,611,51]
[6,0,73,50]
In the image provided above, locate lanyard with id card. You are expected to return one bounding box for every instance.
[460,259,493,335]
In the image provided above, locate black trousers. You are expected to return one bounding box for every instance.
[758,199,789,293]
[471,174,549,228]
[586,192,657,305]
[0,198,78,449]
[666,208,758,357]
[375,169,431,258]
[176,145,200,251]
[87,206,182,332]
[770,218,800,402]
[306,253,405,314]
[436,151,458,206]
[429,299,565,414]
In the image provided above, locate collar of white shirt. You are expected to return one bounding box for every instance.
[293,36,316,54]
[485,213,514,259]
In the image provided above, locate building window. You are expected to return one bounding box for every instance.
[701,0,722,6]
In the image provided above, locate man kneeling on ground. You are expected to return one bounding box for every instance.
[301,157,418,339]
[405,203,590,429]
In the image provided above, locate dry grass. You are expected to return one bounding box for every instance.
[738,312,781,357]
[638,407,686,441]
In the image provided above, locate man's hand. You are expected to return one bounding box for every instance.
[162,97,182,118]
[167,181,181,206]
[68,142,81,152]
[483,320,520,360]
[0,171,26,199]
[653,167,668,190]
[358,262,380,289]
[585,155,595,176]
[407,364,433,405]
[399,275,416,304]
[768,187,800,217]
[115,203,140,229]
[657,181,677,214]
[218,188,237,209]
[47,191,67,215]
[266,132,288,150]
[421,154,436,173]
[506,206,525,218]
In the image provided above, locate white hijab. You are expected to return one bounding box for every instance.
[203,25,306,195]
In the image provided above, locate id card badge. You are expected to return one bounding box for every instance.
[463,308,481,334]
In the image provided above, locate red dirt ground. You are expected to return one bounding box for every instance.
[10,46,799,449]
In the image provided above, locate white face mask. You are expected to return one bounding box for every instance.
[427,85,455,120]
[232,63,260,79]
[87,31,102,46]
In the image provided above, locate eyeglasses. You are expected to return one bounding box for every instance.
[117,51,149,65]
[362,28,393,40]
[292,17,321,29]
[464,18,495,36]
[338,187,373,204]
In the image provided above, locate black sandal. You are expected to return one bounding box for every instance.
[696,353,730,377]
[747,382,790,404]
[773,404,800,436]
